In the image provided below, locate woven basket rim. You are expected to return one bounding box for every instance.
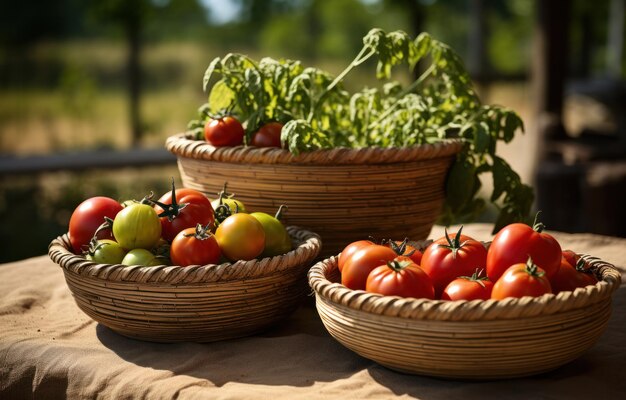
[165,132,464,165]
[308,254,622,321]
[49,226,321,285]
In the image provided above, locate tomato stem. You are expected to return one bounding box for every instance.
[532,211,546,233]
[148,179,189,221]
[525,256,545,277]
[275,204,288,221]
[441,226,467,259]
[459,268,490,287]
[386,238,416,257]
[386,259,413,272]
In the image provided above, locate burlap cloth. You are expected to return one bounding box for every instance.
[1,224,625,399]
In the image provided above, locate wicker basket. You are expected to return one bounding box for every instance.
[308,253,622,379]
[165,133,463,259]
[48,226,321,343]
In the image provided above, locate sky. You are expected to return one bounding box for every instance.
[200,0,242,24]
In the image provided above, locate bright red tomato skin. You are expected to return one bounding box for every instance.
[491,263,552,300]
[365,260,434,299]
[170,227,221,267]
[338,240,374,272]
[442,277,494,301]
[550,257,597,294]
[69,197,123,254]
[341,245,398,290]
[486,223,562,282]
[420,234,487,298]
[250,122,283,148]
[561,250,578,267]
[154,188,215,242]
[204,116,244,146]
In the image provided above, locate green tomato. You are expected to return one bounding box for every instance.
[113,203,162,250]
[211,198,247,214]
[86,239,127,264]
[250,211,292,257]
[121,248,159,266]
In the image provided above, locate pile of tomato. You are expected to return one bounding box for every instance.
[203,115,283,149]
[68,181,292,267]
[338,216,598,301]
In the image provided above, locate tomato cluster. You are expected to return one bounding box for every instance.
[68,182,293,267]
[338,217,598,301]
[203,115,284,149]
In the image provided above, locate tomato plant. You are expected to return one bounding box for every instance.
[486,214,562,282]
[250,122,283,148]
[68,197,123,254]
[204,116,244,146]
[419,227,488,298]
[491,258,552,300]
[170,223,221,267]
[113,203,162,250]
[441,269,493,301]
[385,238,423,265]
[365,258,434,299]
[121,248,159,266]
[85,239,127,264]
[152,180,215,242]
[341,244,397,290]
[250,205,291,257]
[215,213,265,261]
[550,257,597,294]
[338,240,375,272]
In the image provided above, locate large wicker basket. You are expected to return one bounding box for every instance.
[165,133,463,259]
[49,226,321,343]
[308,254,622,379]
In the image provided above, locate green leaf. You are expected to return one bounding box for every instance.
[207,80,236,115]
[203,57,222,92]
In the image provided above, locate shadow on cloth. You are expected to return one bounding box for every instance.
[95,304,368,387]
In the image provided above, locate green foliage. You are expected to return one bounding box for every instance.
[195,28,533,229]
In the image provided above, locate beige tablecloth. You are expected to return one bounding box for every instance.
[1,224,625,399]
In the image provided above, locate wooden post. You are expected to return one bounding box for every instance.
[532,0,571,147]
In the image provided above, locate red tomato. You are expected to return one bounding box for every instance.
[204,116,244,146]
[69,197,123,254]
[419,227,487,298]
[385,239,423,265]
[170,224,221,267]
[491,259,552,300]
[441,269,493,301]
[152,182,215,243]
[550,257,598,294]
[561,249,578,268]
[486,217,562,282]
[250,122,283,148]
[338,240,375,272]
[365,258,434,299]
[341,245,397,290]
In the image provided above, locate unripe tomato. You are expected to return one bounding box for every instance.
[85,239,127,264]
[121,248,159,266]
[250,206,291,257]
[365,258,434,299]
[204,116,244,146]
[491,258,552,300]
[215,213,265,261]
[113,204,162,250]
[211,198,247,214]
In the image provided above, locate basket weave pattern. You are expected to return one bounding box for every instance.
[166,133,463,258]
[49,227,321,343]
[308,255,621,379]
